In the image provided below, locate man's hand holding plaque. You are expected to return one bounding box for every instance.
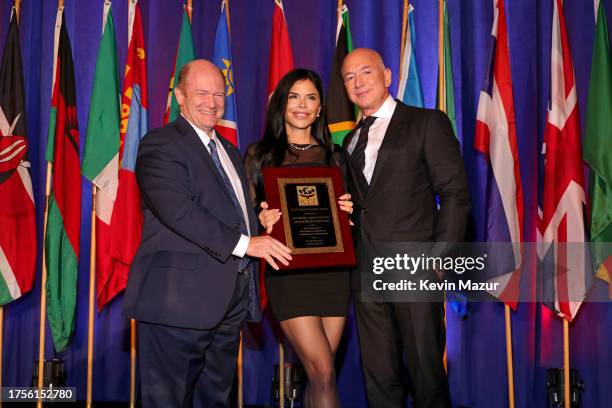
[262,166,356,270]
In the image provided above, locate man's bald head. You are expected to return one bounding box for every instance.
[341,48,392,116]
[342,48,386,74]
[174,59,226,136]
[177,59,225,91]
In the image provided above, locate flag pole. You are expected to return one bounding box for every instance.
[279,338,285,407]
[86,188,97,408]
[399,0,409,75]
[563,319,570,408]
[237,330,244,408]
[437,0,446,112]
[130,319,137,408]
[225,0,231,32]
[186,0,193,22]
[504,305,515,408]
[442,301,447,372]
[37,162,53,408]
[14,0,20,25]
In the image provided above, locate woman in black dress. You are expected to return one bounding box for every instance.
[244,69,353,408]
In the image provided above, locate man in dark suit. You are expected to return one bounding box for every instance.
[123,60,291,407]
[342,48,471,408]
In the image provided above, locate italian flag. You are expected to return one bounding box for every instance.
[81,3,120,310]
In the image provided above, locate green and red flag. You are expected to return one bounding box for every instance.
[103,0,148,308]
[45,7,80,351]
[326,4,356,145]
[0,9,36,305]
[81,3,121,310]
[164,4,195,123]
[436,0,457,136]
[583,0,612,297]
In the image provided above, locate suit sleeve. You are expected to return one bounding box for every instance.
[136,130,240,262]
[423,110,472,242]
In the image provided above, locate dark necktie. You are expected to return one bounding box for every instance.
[351,115,377,176]
[208,139,250,273]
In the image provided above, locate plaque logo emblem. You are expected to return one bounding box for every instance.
[297,185,318,206]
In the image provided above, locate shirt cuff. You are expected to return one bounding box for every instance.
[232,234,250,258]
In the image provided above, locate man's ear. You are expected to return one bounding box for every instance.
[384,67,392,88]
[174,86,184,106]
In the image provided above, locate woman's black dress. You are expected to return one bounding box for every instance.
[245,144,351,321]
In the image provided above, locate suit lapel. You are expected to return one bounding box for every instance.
[174,116,239,217]
[368,104,406,191]
[343,127,370,203]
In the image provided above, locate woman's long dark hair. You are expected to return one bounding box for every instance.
[246,68,335,202]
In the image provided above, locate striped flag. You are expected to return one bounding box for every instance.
[437,0,457,136]
[436,0,466,317]
[81,3,121,310]
[213,0,239,146]
[327,4,356,145]
[0,9,36,305]
[583,0,612,298]
[267,0,294,95]
[102,0,148,309]
[474,0,523,308]
[397,3,424,108]
[164,4,195,123]
[537,0,591,321]
[45,8,80,351]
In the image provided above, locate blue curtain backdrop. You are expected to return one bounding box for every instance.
[2,0,611,406]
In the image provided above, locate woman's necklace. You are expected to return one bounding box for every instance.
[288,142,314,151]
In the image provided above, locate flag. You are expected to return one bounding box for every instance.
[397,3,424,108]
[101,0,148,309]
[0,9,36,305]
[327,4,356,145]
[437,0,457,136]
[474,0,523,309]
[267,0,294,95]
[81,3,121,310]
[164,4,195,123]
[538,0,591,321]
[583,0,612,297]
[45,8,80,351]
[436,0,465,318]
[260,0,294,309]
[213,0,239,146]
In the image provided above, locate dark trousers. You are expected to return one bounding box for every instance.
[138,273,248,408]
[353,293,450,408]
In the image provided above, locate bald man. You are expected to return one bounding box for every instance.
[124,60,291,407]
[341,49,471,408]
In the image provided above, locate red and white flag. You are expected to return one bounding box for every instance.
[538,0,591,321]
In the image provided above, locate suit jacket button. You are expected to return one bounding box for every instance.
[234,223,241,230]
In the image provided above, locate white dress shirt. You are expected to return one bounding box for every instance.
[182,115,250,257]
[347,95,397,184]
